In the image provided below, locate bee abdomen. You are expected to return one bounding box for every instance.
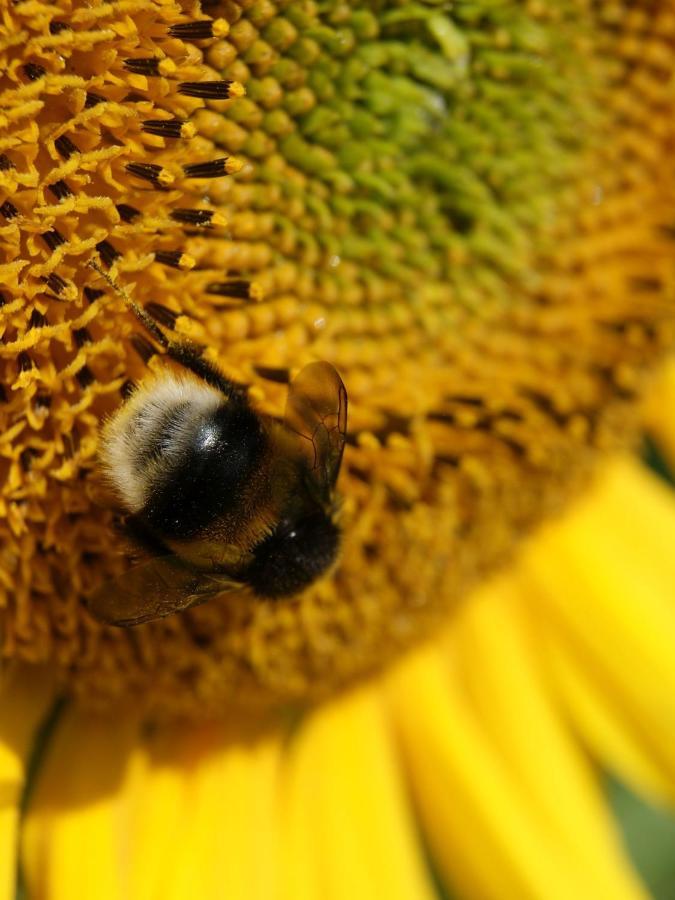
[244,511,340,599]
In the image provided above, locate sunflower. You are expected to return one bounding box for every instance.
[1,0,675,897]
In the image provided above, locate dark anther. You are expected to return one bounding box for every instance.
[146,302,179,329]
[85,92,105,108]
[20,448,40,472]
[54,135,79,159]
[206,280,254,300]
[141,119,188,139]
[497,409,525,424]
[96,239,121,267]
[18,351,33,373]
[168,19,218,39]
[0,200,18,220]
[73,327,92,347]
[443,394,484,408]
[125,162,166,186]
[253,365,291,384]
[116,203,141,223]
[41,229,66,252]
[83,286,104,303]
[49,20,70,34]
[63,432,79,458]
[123,57,164,76]
[630,276,661,292]
[178,80,238,100]
[35,393,52,409]
[153,250,186,268]
[170,208,215,226]
[131,334,157,364]
[23,63,46,81]
[435,453,461,469]
[43,273,67,295]
[75,365,95,389]
[0,292,5,306]
[182,158,235,179]
[28,309,48,329]
[0,154,15,171]
[47,180,73,201]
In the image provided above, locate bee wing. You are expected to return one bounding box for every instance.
[86,555,240,627]
[284,361,348,502]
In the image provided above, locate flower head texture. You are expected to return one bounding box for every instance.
[1,0,675,898]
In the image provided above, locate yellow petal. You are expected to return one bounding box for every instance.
[279,716,321,900]
[520,456,675,801]
[580,456,675,596]
[643,358,675,467]
[22,708,282,900]
[122,739,187,900]
[448,577,649,892]
[22,704,142,900]
[156,722,282,900]
[387,645,649,900]
[281,685,435,900]
[536,622,675,804]
[520,459,675,789]
[0,664,55,900]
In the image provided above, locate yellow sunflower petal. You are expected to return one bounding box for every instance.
[280,718,321,900]
[387,645,650,900]
[644,359,675,467]
[21,705,142,900]
[448,577,648,891]
[22,710,283,900]
[122,741,186,900]
[281,685,436,900]
[536,625,675,805]
[520,458,675,791]
[156,723,281,900]
[0,665,54,900]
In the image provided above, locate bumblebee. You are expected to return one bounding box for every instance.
[86,261,347,627]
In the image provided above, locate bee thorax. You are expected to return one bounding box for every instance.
[100,373,266,539]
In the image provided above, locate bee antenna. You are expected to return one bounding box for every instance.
[87,257,170,351]
[86,256,248,402]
